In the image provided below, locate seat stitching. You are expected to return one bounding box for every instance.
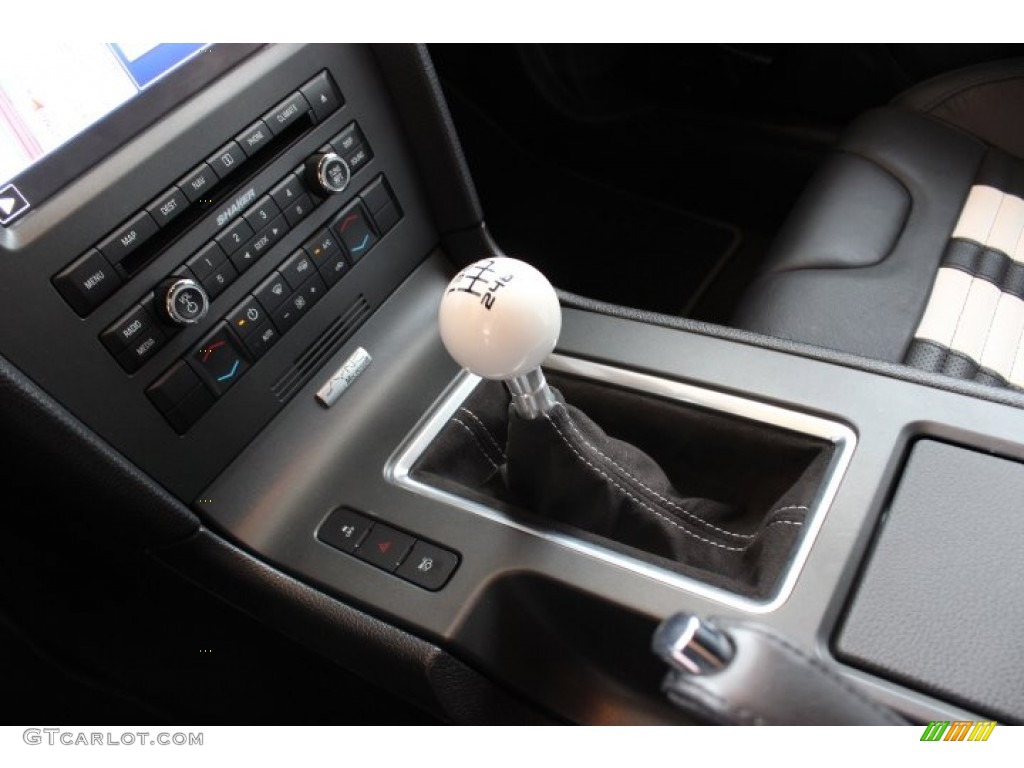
[949,192,1004,356]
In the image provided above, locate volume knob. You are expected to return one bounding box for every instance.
[305,152,350,195]
[158,277,210,326]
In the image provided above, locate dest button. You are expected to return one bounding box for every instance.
[355,523,414,572]
[395,541,459,591]
[188,323,250,396]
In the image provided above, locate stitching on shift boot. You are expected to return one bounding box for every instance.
[554,403,757,540]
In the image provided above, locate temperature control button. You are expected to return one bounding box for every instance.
[188,323,250,396]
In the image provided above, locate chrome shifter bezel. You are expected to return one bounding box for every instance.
[385,353,856,614]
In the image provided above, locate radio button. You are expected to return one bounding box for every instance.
[215,217,254,255]
[199,259,238,300]
[269,173,307,211]
[283,194,314,227]
[97,210,158,264]
[101,297,166,356]
[185,242,227,282]
[242,195,280,232]
[146,186,189,228]
[53,249,122,316]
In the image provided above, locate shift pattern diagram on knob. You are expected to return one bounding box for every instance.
[446,258,516,310]
[438,256,561,383]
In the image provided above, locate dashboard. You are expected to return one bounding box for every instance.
[2,43,1022,725]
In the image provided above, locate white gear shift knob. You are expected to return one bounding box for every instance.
[439,257,561,419]
[439,257,561,380]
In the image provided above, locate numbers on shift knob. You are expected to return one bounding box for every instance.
[438,257,561,381]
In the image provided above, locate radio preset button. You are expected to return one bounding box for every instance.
[283,194,314,227]
[269,174,307,211]
[215,217,255,255]
[185,242,227,282]
[199,259,238,300]
[242,195,280,232]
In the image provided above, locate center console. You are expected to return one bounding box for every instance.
[2,43,1021,724]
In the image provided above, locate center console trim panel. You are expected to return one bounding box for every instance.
[386,354,856,613]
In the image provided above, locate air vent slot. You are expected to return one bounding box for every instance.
[271,294,370,403]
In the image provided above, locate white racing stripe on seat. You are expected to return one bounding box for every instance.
[912,185,1024,385]
[949,278,1002,362]
[952,185,1003,244]
[979,293,1024,380]
[915,268,973,348]
[988,192,1024,259]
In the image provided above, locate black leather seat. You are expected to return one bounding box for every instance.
[734,59,1024,391]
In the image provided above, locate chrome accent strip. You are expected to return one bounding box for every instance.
[315,346,372,408]
[385,353,856,614]
[506,367,557,419]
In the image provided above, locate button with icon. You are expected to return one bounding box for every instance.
[316,508,373,554]
[253,271,290,314]
[396,541,460,591]
[226,296,266,339]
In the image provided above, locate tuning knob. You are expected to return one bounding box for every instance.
[157,277,209,326]
[305,152,350,195]
[439,257,561,418]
